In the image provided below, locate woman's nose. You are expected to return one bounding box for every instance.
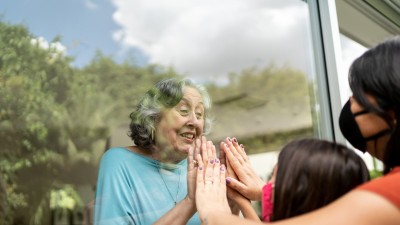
[187,111,201,126]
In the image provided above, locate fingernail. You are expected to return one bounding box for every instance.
[240,144,244,149]
[227,137,232,142]
[221,165,226,172]
[226,178,231,184]
[224,143,229,148]
[233,137,237,143]
[210,159,214,164]
[199,166,203,170]
[215,158,220,164]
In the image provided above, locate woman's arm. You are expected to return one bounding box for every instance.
[152,196,197,225]
[203,190,400,225]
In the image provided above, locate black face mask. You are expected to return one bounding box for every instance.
[339,99,392,153]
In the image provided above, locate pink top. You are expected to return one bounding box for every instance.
[261,182,274,222]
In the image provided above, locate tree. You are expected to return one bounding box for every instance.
[0,20,180,224]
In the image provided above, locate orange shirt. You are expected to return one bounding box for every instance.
[357,166,400,209]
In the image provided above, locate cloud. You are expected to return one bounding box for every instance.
[85,0,98,10]
[31,36,67,54]
[111,0,309,82]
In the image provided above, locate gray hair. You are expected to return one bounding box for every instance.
[128,77,213,151]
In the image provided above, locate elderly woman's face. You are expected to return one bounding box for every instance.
[155,86,205,160]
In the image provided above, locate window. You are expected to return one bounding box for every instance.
[0,0,336,224]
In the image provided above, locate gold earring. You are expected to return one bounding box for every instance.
[151,129,155,141]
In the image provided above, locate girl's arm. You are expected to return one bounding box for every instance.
[234,196,260,221]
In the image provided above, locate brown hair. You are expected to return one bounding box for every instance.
[272,138,370,221]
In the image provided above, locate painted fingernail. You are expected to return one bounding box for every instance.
[233,137,237,143]
[210,159,214,164]
[224,143,229,148]
[215,158,220,164]
[227,137,232,142]
[199,166,203,170]
[221,165,226,172]
[240,144,244,149]
[226,178,231,184]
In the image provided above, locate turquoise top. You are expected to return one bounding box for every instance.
[94,147,200,225]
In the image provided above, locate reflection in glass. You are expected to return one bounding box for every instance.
[0,0,320,224]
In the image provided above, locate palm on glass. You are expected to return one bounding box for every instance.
[195,150,230,222]
[187,136,217,202]
[222,137,265,201]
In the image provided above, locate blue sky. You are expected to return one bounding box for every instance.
[0,0,145,68]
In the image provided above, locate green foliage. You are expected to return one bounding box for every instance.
[208,65,309,113]
[369,169,383,179]
[50,185,83,210]
[239,127,314,154]
[0,20,179,224]
[369,157,383,179]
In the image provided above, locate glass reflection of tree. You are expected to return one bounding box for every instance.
[207,66,313,154]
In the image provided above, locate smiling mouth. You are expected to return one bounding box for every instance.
[181,133,195,140]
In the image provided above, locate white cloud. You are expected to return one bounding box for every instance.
[31,36,67,54]
[111,0,309,82]
[85,0,98,10]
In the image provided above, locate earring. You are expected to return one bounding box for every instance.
[151,129,155,141]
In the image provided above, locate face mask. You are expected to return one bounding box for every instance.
[262,182,274,222]
[339,99,392,152]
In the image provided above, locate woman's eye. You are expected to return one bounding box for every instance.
[180,109,189,115]
[196,112,203,119]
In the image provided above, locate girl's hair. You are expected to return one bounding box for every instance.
[348,36,400,173]
[272,138,370,221]
[128,78,212,152]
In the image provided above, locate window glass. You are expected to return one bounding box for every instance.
[0,0,322,224]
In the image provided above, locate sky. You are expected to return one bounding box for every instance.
[0,0,319,83]
[0,0,367,85]
[0,0,130,67]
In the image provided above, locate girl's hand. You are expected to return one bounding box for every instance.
[222,137,265,201]
[220,141,243,215]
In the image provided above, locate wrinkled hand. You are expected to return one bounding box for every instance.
[195,151,230,222]
[222,137,265,201]
[187,146,198,204]
[187,136,216,204]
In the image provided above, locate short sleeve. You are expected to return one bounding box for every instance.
[94,149,137,225]
[357,167,400,209]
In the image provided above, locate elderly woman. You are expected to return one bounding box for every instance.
[94,78,215,225]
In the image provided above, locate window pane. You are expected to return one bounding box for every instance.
[0,0,322,224]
